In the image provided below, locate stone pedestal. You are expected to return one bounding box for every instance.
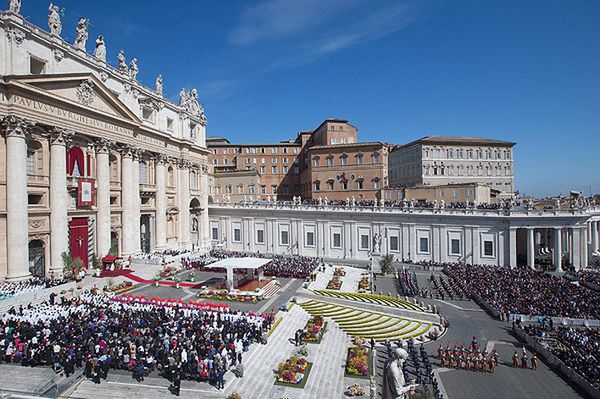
[371,252,382,274]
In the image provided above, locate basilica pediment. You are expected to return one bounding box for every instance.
[3,73,140,125]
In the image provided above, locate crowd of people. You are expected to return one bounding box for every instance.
[523,325,599,389]
[0,278,66,301]
[437,338,502,372]
[444,263,600,319]
[429,274,468,300]
[572,270,600,288]
[132,249,195,264]
[181,250,320,279]
[0,290,273,392]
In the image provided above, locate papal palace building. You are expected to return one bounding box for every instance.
[0,7,210,280]
[1,3,600,282]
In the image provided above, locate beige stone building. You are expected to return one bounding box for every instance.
[208,119,389,201]
[0,8,210,280]
[212,169,262,203]
[389,136,516,199]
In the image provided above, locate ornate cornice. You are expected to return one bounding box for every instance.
[1,115,33,139]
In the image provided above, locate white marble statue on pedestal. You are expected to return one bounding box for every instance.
[156,74,163,96]
[74,17,89,50]
[117,50,128,73]
[9,0,21,13]
[373,232,381,253]
[129,58,138,80]
[382,348,418,399]
[94,35,106,62]
[48,3,62,36]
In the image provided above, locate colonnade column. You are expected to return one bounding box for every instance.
[154,155,167,250]
[95,138,112,258]
[508,227,517,269]
[177,159,191,249]
[527,227,535,270]
[119,145,139,256]
[582,227,588,270]
[572,227,581,270]
[592,221,599,253]
[554,227,562,272]
[2,116,31,280]
[48,127,73,277]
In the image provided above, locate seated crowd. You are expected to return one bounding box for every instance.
[445,263,600,319]
[397,269,419,297]
[0,278,66,301]
[523,325,600,389]
[0,291,272,389]
[181,250,320,279]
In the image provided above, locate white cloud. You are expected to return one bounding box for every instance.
[229,0,361,46]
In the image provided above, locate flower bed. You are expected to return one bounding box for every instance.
[114,293,232,311]
[110,280,134,293]
[302,315,327,344]
[345,339,372,378]
[274,356,313,388]
[333,267,346,277]
[198,288,264,303]
[326,276,342,290]
[358,276,370,291]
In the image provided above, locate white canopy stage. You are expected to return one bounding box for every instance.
[207,257,271,291]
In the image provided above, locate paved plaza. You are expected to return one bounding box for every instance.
[0,263,591,399]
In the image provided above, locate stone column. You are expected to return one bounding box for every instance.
[132,152,141,253]
[592,221,599,252]
[2,116,31,281]
[119,145,140,256]
[95,138,112,257]
[48,127,73,277]
[554,227,562,272]
[154,155,167,250]
[177,160,191,249]
[527,227,535,270]
[509,227,517,269]
[572,227,581,270]
[582,227,588,270]
[200,165,210,249]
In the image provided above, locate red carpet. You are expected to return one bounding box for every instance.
[99,269,134,278]
[123,272,202,288]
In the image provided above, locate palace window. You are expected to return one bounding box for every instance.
[333,233,342,248]
[340,155,348,165]
[372,153,380,164]
[233,228,241,242]
[451,239,461,255]
[314,181,321,191]
[212,227,219,240]
[327,180,334,190]
[256,229,264,243]
[281,230,289,245]
[356,154,363,165]
[306,232,315,247]
[373,179,380,190]
[313,157,320,167]
[483,240,494,257]
[389,236,399,251]
[419,237,429,253]
[271,166,277,174]
[326,156,333,167]
[360,234,369,250]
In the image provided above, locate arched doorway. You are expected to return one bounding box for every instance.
[29,240,45,277]
[140,215,152,254]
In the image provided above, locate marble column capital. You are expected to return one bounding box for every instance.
[47,127,74,146]
[118,144,141,159]
[155,153,168,165]
[94,137,114,154]
[1,115,33,140]
[177,158,192,169]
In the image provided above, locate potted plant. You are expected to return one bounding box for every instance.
[153,274,161,287]
[173,275,181,289]
[189,271,195,282]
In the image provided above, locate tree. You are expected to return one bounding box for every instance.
[380,254,395,275]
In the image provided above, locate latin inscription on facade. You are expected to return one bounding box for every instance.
[10,94,134,136]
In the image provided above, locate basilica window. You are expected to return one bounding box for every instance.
[190,170,198,189]
[109,155,119,182]
[139,161,148,184]
[167,166,175,186]
[26,141,43,176]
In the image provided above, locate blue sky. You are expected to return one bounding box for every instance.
[20,0,600,197]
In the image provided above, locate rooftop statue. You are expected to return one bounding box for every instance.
[155,74,163,96]
[129,58,138,80]
[94,35,106,62]
[48,3,62,36]
[117,50,128,73]
[74,17,89,50]
[9,0,21,14]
